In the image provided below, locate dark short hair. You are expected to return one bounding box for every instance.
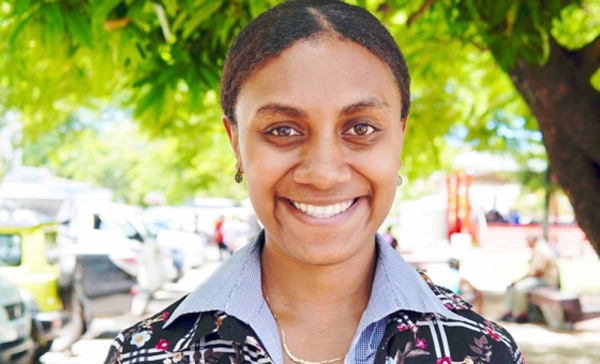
[220,0,411,126]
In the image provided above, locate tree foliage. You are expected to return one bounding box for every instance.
[0,0,541,189]
[1,0,599,253]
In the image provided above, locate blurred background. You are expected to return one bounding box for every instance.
[0,0,599,363]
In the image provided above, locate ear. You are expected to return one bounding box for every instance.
[222,115,241,167]
[401,115,409,134]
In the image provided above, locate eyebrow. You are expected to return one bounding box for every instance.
[254,98,390,119]
[340,97,390,116]
[254,103,308,119]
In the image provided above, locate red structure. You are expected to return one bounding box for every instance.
[478,223,596,259]
[446,170,476,242]
[444,169,596,257]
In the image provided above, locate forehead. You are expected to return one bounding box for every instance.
[235,36,401,120]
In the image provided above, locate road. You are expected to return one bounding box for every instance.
[40,260,221,364]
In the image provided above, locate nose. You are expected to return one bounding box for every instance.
[292,137,352,189]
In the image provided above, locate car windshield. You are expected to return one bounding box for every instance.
[0,233,23,266]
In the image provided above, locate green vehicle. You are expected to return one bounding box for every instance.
[0,218,90,360]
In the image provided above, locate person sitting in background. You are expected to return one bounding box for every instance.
[501,233,559,323]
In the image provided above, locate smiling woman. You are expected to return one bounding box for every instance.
[228,37,403,268]
[104,1,525,364]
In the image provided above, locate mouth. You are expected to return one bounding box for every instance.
[289,198,357,218]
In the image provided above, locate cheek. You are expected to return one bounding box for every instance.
[241,142,295,195]
[361,148,402,193]
[361,141,402,174]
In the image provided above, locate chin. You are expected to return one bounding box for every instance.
[292,239,373,266]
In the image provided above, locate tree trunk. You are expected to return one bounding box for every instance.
[506,39,600,257]
[542,166,551,242]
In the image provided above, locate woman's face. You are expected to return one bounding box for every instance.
[225,36,407,266]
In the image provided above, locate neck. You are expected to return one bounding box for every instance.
[261,239,377,314]
[261,236,377,364]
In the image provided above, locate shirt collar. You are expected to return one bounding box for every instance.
[363,234,468,325]
[166,231,466,329]
[165,230,267,329]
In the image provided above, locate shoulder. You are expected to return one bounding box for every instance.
[103,297,270,364]
[103,295,190,363]
[379,309,524,363]
[376,271,525,363]
[416,270,471,310]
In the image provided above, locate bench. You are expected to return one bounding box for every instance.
[529,287,600,330]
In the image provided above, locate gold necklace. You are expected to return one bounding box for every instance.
[265,296,345,364]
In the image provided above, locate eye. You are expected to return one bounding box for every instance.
[345,123,377,136]
[268,126,302,137]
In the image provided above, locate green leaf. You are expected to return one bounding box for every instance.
[490,0,514,26]
[9,11,35,48]
[182,2,222,40]
[505,1,518,35]
[181,0,195,13]
[90,0,123,31]
[185,67,202,107]
[161,0,179,17]
[65,10,93,48]
[518,31,546,64]
[135,84,166,119]
[198,65,218,89]
[172,11,188,32]
[13,0,32,15]
[43,2,65,31]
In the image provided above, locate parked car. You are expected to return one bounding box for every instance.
[0,276,34,364]
[60,234,137,319]
[69,202,180,315]
[142,214,211,270]
[0,206,136,360]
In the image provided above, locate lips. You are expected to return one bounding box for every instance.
[290,199,356,218]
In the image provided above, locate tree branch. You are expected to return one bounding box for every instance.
[573,35,600,80]
[104,18,130,31]
[153,3,173,43]
[406,0,436,27]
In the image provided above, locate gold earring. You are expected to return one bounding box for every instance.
[396,175,403,186]
[235,168,243,184]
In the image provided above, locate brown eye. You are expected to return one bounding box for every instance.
[346,124,376,136]
[269,126,301,137]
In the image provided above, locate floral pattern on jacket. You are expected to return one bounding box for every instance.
[104,273,525,364]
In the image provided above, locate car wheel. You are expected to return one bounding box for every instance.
[24,294,52,361]
[31,324,53,361]
[52,279,90,352]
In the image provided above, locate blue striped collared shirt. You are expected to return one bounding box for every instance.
[165,231,467,363]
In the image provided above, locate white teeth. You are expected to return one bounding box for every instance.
[292,200,354,218]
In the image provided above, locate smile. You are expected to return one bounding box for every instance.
[290,199,356,218]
